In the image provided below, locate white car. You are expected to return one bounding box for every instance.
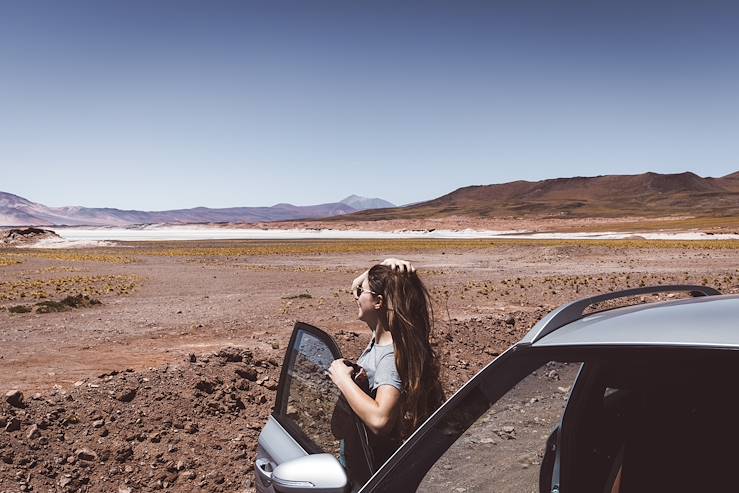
[255,285,737,493]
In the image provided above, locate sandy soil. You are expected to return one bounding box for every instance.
[1,240,738,492]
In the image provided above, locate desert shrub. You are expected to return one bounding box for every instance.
[60,294,101,308]
[282,293,312,300]
[35,300,69,313]
[32,294,102,313]
[8,305,32,314]
[0,275,139,302]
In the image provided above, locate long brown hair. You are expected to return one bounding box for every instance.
[367,264,444,438]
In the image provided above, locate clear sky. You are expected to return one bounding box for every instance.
[2,1,739,210]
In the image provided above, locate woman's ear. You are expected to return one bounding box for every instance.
[373,295,384,310]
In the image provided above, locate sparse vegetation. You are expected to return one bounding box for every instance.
[282,293,313,300]
[7,294,102,314]
[138,238,739,257]
[35,294,102,313]
[8,304,32,313]
[12,250,135,264]
[0,274,140,302]
[136,239,505,257]
[0,253,22,266]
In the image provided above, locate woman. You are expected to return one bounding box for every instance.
[328,258,445,470]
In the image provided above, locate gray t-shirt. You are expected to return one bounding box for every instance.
[357,339,402,392]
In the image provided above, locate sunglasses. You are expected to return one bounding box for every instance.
[354,286,380,299]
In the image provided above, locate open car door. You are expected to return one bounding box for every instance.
[255,322,373,493]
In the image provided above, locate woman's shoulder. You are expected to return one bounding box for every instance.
[373,342,395,356]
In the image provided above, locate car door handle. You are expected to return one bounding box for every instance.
[255,457,275,487]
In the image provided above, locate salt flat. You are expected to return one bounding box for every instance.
[46,225,739,244]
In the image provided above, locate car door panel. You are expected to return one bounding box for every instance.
[258,416,307,465]
[256,321,372,493]
[358,346,584,492]
[255,417,308,493]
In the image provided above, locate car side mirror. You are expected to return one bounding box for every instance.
[270,453,348,493]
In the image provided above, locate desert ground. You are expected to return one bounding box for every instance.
[1,238,739,492]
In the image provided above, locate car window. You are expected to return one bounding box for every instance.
[563,352,739,493]
[275,325,344,456]
[418,361,581,493]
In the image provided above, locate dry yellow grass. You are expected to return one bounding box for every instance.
[0,254,22,267]
[2,238,738,270]
[497,238,739,250]
[136,239,504,257]
[128,238,739,257]
[0,274,141,302]
[12,250,136,264]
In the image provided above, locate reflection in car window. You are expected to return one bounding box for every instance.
[283,330,342,456]
[419,361,581,493]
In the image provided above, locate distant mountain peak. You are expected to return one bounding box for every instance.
[0,191,35,208]
[0,192,367,227]
[339,195,395,211]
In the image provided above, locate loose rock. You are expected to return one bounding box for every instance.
[25,424,40,439]
[5,417,21,432]
[5,389,24,408]
[115,387,137,402]
[235,366,258,381]
[75,448,99,462]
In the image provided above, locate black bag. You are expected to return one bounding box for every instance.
[330,360,369,439]
[331,361,374,487]
[330,360,401,485]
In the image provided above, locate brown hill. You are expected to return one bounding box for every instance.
[333,171,739,221]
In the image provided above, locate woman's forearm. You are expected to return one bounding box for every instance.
[335,378,395,435]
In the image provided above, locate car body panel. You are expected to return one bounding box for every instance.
[530,295,739,348]
[258,416,307,465]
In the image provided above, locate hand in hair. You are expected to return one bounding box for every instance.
[351,270,368,295]
[350,258,415,296]
[381,258,415,273]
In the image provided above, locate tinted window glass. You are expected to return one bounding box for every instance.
[419,361,581,492]
[280,329,342,456]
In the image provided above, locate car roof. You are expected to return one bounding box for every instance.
[526,294,739,349]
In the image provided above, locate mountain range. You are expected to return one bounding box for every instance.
[3,171,738,227]
[333,171,739,221]
[0,193,394,227]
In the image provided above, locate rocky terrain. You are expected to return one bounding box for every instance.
[0,313,534,493]
[1,239,738,491]
[1,228,61,247]
[0,347,282,493]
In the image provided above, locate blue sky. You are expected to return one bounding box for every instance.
[2,1,739,210]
